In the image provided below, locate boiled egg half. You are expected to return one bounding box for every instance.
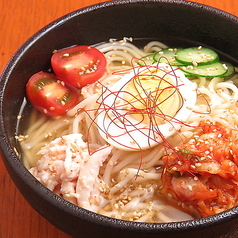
[97,63,197,151]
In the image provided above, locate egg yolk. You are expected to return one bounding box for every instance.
[124,69,181,125]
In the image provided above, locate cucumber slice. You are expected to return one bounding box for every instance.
[220,61,235,78]
[175,47,219,66]
[154,48,182,65]
[180,61,228,78]
[138,53,156,66]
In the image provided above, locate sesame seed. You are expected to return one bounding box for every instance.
[169,127,174,131]
[139,171,145,178]
[13,147,20,156]
[192,61,198,66]
[95,196,100,205]
[223,64,228,70]
[167,193,173,198]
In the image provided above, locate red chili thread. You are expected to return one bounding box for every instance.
[76,56,210,176]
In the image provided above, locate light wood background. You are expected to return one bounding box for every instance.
[1,0,237,237]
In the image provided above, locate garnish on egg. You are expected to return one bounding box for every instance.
[96,63,197,151]
[123,68,181,125]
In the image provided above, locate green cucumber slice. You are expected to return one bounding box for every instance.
[180,61,228,78]
[175,47,219,66]
[220,61,235,78]
[154,48,182,65]
[138,53,156,66]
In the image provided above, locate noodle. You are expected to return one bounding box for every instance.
[19,39,238,222]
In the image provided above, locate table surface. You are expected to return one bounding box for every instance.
[1,0,238,237]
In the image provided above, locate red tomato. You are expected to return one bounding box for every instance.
[26,72,80,116]
[51,45,107,88]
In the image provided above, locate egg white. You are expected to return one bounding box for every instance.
[97,63,197,151]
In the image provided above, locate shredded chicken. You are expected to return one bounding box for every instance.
[30,134,112,212]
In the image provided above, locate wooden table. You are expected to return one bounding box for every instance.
[0,0,237,237]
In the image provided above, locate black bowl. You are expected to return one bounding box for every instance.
[1,0,238,237]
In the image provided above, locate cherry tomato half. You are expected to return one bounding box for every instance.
[51,45,107,88]
[26,72,80,116]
